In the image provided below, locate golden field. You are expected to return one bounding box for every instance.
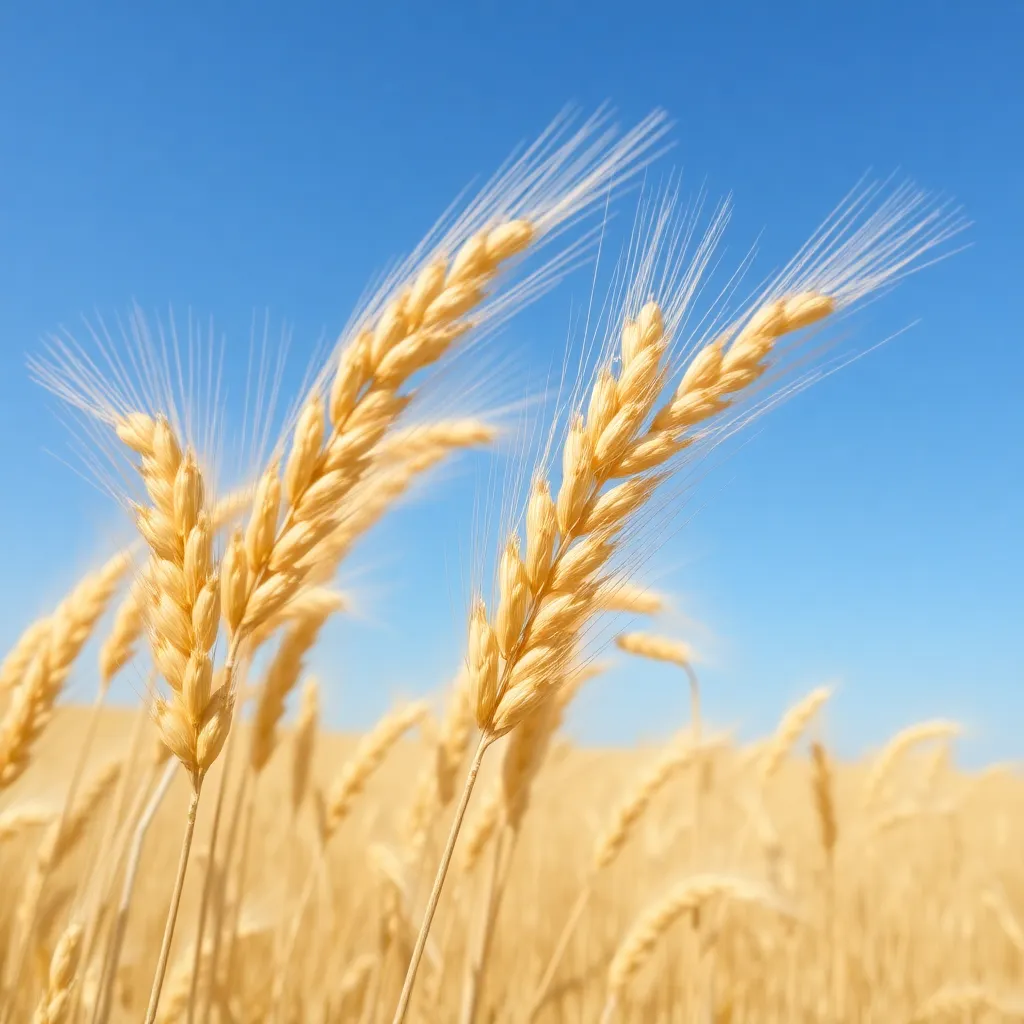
[0,112,990,1023]
[2,700,1023,1023]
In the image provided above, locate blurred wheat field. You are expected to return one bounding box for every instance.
[2,703,1023,1023]
[0,109,992,1023]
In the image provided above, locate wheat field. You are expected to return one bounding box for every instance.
[0,111,1009,1024]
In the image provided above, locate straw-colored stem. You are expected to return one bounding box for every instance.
[222,782,258,990]
[143,779,202,1024]
[598,996,618,1024]
[271,851,323,1021]
[527,884,594,1021]
[94,759,176,1024]
[186,724,240,1024]
[76,704,149,1024]
[80,765,156,1024]
[459,824,512,1024]
[392,733,490,1024]
[199,721,250,1024]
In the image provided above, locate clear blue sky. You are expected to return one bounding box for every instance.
[0,1,1020,765]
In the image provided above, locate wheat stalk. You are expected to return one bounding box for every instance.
[395,175,950,1019]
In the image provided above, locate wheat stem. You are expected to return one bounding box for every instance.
[392,733,490,1024]
[526,885,593,1022]
[185,721,240,1024]
[458,825,512,1024]
[143,780,202,1024]
[94,758,175,1024]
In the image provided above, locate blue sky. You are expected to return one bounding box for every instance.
[0,2,1020,765]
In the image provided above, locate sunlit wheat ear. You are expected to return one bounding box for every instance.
[218,120,668,651]
[323,702,429,840]
[334,954,376,1018]
[594,581,666,615]
[98,579,147,688]
[603,875,795,1012]
[299,419,498,591]
[757,685,833,784]
[115,414,231,786]
[0,620,52,696]
[250,609,331,776]
[0,803,55,845]
[616,631,701,732]
[245,587,345,651]
[381,418,498,461]
[498,656,599,831]
[469,282,847,745]
[31,920,82,1024]
[0,553,129,792]
[862,720,962,808]
[592,731,725,872]
[910,985,1024,1022]
[615,632,691,666]
[810,740,838,858]
[290,676,320,817]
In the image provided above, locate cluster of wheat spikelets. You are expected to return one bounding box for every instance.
[0,110,993,1024]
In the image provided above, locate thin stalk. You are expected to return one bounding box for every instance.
[81,763,159,1024]
[598,996,618,1024]
[391,733,491,1024]
[72,701,149,1024]
[199,758,251,1024]
[526,885,593,1021]
[458,825,509,1024]
[143,778,203,1024]
[271,848,324,1021]
[222,780,258,989]
[95,759,176,1024]
[185,722,239,1024]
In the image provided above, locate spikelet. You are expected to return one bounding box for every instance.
[862,720,962,807]
[0,803,54,845]
[911,985,1024,1022]
[606,874,794,1003]
[114,414,232,785]
[32,921,82,1024]
[299,422,495,590]
[323,703,428,839]
[0,553,129,790]
[498,656,600,831]
[290,677,320,817]
[250,609,332,774]
[615,632,692,667]
[471,269,852,745]
[98,580,147,687]
[606,876,790,1003]
[0,619,51,696]
[810,741,837,859]
[593,732,723,872]
[757,686,833,783]
[594,581,666,616]
[229,201,606,642]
